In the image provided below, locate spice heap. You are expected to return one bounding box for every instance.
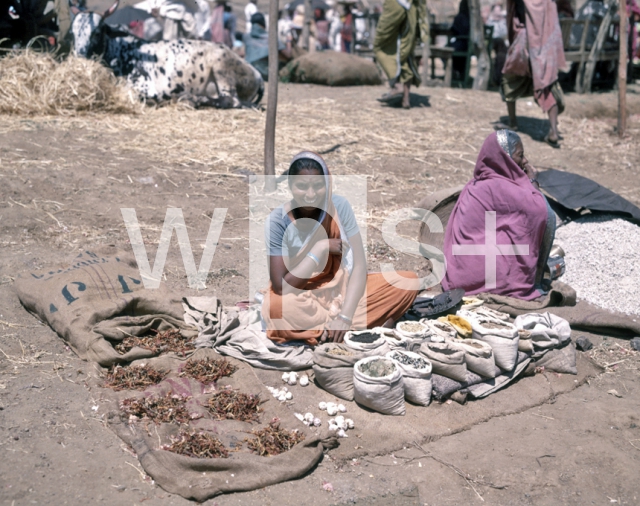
[327,347,354,356]
[245,419,305,456]
[207,389,261,423]
[480,320,510,330]
[390,352,429,369]
[349,332,380,343]
[115,329,195,356]
[180,358,237,385]
[397,322,426,333]
[163,430,229,459]
[120,392,191,424]
[104,364,167,391]
[358,358,396,377]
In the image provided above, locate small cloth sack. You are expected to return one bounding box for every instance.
[469,318,520,371]
[438,315,473,338]
[421,319,457,342]
[353,356,405,416]
[448,338,496,378]
[419,341,467,382]
[394,321,430,340]
[344,330,387,352]
[313,343,389,400]
[386,350,433,406]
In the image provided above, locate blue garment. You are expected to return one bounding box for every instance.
[243,23,284,80]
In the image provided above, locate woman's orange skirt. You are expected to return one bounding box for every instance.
[262,271,419,346]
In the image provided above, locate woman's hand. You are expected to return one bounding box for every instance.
[523,160,538,181]
[324,318,350,343]
[312,238,350,258]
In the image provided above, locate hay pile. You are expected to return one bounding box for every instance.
[0,50,141,115]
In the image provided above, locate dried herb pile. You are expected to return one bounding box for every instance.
[207,389,261,423]
[327,347,354,356]
[245,419,305,457]
[180,358,237,385]
[163,430,229,459]
[121,393,192,424]
[104,364,166,391]
[114,329,195,356]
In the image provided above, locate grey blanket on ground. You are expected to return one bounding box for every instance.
[183,297,314,371]
[102,350,335,502]
[479,282,640,337]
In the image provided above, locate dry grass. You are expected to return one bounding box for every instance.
[0,50,141,115]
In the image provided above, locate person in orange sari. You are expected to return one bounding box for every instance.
[262,152,419,346]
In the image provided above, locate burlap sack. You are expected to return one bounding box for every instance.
[386,350,433,406]
[279,51,382,86]
[353,356,405,416]
[419,341,468,382]
[14,251,191,366]
[103,350,336,501]
[312,342,390,400]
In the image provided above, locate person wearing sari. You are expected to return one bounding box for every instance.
[262,152,419,346]
[442,130,556,300]
[373,0,429,109]
[499,0,566,147]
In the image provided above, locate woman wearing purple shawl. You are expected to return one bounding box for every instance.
[442,130,555,300]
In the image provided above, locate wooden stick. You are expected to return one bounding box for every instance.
[582,1,615,94]
[263,0,278,193]
[301,0,312,51]
[470,0,490,90]
[618,0,627,136]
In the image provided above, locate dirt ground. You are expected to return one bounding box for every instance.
[1,74,640,506]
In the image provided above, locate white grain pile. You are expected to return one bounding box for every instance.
[554,215,640,317]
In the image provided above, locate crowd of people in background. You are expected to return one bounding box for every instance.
[62,0,639,90]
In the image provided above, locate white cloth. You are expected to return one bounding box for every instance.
[245,1,258,33]
[183,297,314,371]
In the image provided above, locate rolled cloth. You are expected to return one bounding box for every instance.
[262,152,418,346]
[441,132,548,300]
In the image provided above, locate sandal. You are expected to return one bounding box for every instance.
[543,133,560,149]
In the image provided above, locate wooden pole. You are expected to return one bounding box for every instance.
[582,0,615,94]
[470,0,490,90]
[301,0,312,50]
[618,0,627,136]
[263,0,279,193]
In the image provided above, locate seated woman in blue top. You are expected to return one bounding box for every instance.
[262,151,418,346]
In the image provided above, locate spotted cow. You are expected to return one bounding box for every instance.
[71,1,263,108]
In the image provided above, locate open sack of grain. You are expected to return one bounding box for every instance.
[353,356,406,415]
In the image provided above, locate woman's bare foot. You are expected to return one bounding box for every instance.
[402,83,410,109]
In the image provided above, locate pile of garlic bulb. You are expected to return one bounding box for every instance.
[327,415,354,438]
[282,372,309,386]
[318,401,346,416]
[266,385,293,402]
[294,412,322,427]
